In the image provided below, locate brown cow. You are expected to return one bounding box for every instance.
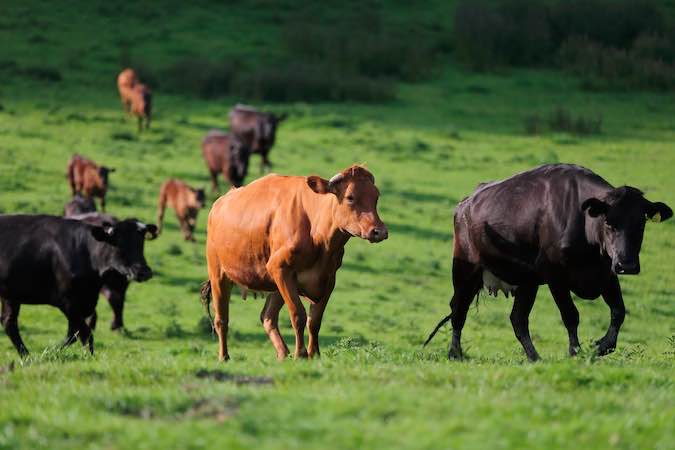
[201,129,251,191]
[66,154,114,212]
[228,104,287,174]
[157,179,206,241]
[116,68,152,132]
[202,164,388,361]
[117,68,138,116]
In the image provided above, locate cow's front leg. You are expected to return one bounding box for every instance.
[260,292,290,360]
[1,301,28,357]
[596,275,625,356]
[307,299,328,358]
[510,284,540,361]
[267,257,307,359]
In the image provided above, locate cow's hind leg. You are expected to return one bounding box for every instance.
[260,292,290,360]
[548,283,580,356]
[447,260,482,359]
[1,301,28,357]
[211,277,232,361]
[510,284,540,361]
[596,275,625,356]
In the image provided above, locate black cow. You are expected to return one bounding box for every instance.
[0,215,158,356]
[425,164,672,361]
[228,104,287,174]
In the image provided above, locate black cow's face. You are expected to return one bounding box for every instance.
[583,186,672,275]
[229,139,250,186]
[194,188,206,209]
[98,166,115,187]
[91,219,158,281]
[261,113,287,145]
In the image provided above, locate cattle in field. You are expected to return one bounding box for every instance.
[201,129,251,191]
[202,164,388,361]
[424,164,672,361]
[228,104,287,174]
[64,207,133,331]
[116,68,152,132]
[64,193,96,217]
[0,215,158,356]
[157,179,206,241]
[117,68,138,115]
[66,154,115,211]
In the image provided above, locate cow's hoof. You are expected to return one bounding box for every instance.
[110,323,124,331]
[448,346,463,360]
[569,345,580,357]
[294,349,309,359]
[594,338,616,356]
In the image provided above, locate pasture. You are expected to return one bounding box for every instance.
[0,1,674,449]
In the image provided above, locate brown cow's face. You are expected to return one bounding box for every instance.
[583,186,672,275]
[307,166,388,243]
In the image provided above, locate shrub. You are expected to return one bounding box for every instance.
[547,107,602,135]
[161,58,237,98]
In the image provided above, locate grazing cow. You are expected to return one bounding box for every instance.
[228,104,287,174]
[66,154,114,212]
[201,129,251,191]
[117,68,138,116]
[64,193,96,217]
[0,215,158,356]
[202,164,388,361]
[130,83,152,132]
[64,202,132,331]
[424,164,672,361]
[157,179,206,241]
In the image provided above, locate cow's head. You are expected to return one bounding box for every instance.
[583,186,672,275]
[307,165,388,243]
[229,136,251,187]
[260,112,287,145]
[192,187,206,209]
[98,166,115,188]
[91,219,158,282]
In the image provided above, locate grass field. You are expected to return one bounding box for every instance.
[1,2,674,449]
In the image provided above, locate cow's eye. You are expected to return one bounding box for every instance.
[346,195,355,204]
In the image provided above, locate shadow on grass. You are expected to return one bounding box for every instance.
[387,221,451,242]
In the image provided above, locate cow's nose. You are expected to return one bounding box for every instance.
[614,261,640,275]
[135,265,153,282]
[369,226,388,243]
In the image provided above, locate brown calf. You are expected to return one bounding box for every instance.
[203,164,388,361]
[201,129,251,192]
[130,83,152,132]
[66,154,114,211]
[157,179,206,241]
[117,68,138,116]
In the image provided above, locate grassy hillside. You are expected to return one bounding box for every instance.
[0,1,674,449]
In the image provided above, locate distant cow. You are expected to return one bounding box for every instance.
[0,215,157,356]
[228,104,287,174]
[425,164,672,361]
[64,200,133,331]
[66,154,115,211]
[203,164,388,361]
[157,179,206,241]
[116,68,152,132]
[201,129,251,191]
[64,193,96,217]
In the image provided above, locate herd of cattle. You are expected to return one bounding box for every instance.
[0,69,672,363]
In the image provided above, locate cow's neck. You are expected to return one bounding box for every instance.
[87,235,117,276]
[309,194,350,252]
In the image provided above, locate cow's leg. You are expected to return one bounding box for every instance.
[548,283,580,356]
[62,314,79,347]
[307,299,329,358]
[211,277,232,361]
[447,260,482,359]
[510,284,540,361]
[85,310,98,331]
[1,301,28,357]
[267,255,308,359]
[102,285,126,330]
[100,195,106,213]
[210,171,219,192]
[260,292,290,360]
[596,275,625,356]
[77,318,94,355]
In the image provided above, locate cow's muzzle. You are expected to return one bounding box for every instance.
[613,261,640,275]
[367,226,388,243]
[131,264,153,282]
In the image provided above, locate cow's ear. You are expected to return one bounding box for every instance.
[646,201,673,223]
[144,224,159,240]
[307,176,330,194]
[91,225,115,242]
[582,198,609,218]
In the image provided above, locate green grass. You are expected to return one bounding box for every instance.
[0,2,674,449]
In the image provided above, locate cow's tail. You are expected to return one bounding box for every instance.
[423,313,452,347]
[200,280,214,331]
[156,181,168,235]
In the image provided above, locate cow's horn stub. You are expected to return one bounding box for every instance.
[136,221,147,231]
[328,173,344,188]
